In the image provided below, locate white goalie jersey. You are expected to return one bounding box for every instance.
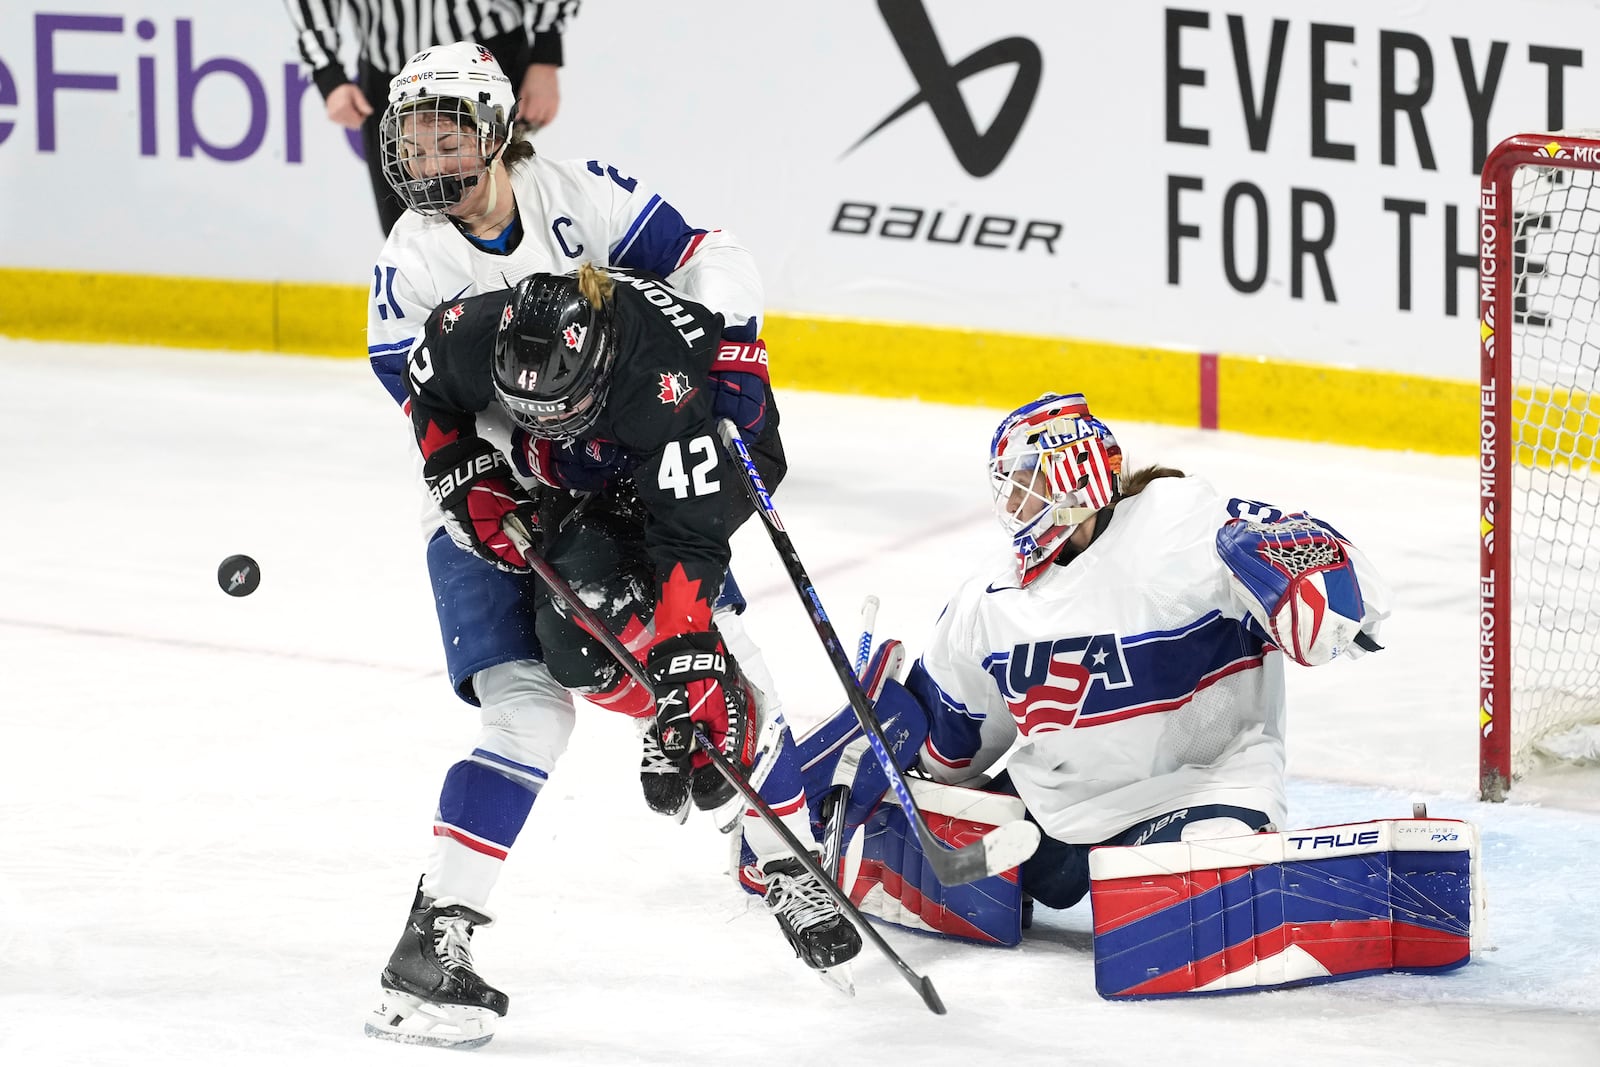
[907,475,1391,845]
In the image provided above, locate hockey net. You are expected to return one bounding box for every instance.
[1479,132,1600,800]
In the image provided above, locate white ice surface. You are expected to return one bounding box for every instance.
[0,340,1596,1066]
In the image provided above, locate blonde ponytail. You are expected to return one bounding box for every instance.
[576,263,614,308]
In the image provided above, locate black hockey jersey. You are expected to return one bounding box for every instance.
[403,267,783,633]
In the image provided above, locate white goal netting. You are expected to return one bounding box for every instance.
[1505,158,1600,774]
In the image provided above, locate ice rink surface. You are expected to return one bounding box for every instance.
[1,339,1596,1066]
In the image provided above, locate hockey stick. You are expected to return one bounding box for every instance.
[689,730,944,1015]
[716,420,1040,887]
[818,596,879,881]
[500,514,946,1015]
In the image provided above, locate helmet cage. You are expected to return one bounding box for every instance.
[379,44,514,215]
[988,393,1122,582]
[492,274,618,441]
[379,95,509,215]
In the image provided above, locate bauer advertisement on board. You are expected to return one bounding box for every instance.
[0,0,1596,377]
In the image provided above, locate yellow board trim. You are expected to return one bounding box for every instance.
[0,266,1479,456]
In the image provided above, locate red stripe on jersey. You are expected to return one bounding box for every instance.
[675,230,709,269]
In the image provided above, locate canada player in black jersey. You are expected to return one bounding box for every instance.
[397,263,862,1025]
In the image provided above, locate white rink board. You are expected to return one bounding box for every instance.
[6,1,1600,376]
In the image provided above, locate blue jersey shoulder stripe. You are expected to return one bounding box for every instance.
[612,195,707,277]
[368,338,415,355]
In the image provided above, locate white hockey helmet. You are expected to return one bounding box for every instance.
[989,393,1123,584]
[378,42,515,214]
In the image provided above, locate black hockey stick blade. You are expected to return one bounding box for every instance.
[692,728,946,1015]
[717,420,1041,886]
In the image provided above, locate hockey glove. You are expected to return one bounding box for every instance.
[709,339,770,435]
[645,631,757,808]
[1217,512,1368,666]
[708,370,767,435]
[424,437,541,573]
[513,428,635,492]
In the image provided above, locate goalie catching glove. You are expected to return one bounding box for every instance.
[645,630,758,811]
[1216,511,1385,667]
[424,437,542,573]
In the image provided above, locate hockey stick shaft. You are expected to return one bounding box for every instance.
[500,514,945,1014]
[716,421,1039,887]
[819,597,879,880]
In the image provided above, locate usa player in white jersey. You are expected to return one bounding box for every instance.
[799,392,1391,932]
[361,42,819,1049]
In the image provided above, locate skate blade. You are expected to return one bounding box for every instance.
[816,962,856,998]
[364,989,497,1050]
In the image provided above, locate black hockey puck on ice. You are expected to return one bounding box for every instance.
[218,554,261,597]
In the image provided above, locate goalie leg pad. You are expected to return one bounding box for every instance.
[848,777,1025,946]
[1088,818,1481,998]
[794,657,928,833]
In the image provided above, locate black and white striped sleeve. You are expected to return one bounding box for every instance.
[284,0,352,99]
[525,0,578,66]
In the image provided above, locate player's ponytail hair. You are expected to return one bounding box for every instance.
[1118,464,1186,498]
[576,263,614,309]
[502,136,535,167]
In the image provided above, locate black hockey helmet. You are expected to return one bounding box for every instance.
[493,270,617,440]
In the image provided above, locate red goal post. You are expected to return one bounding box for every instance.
[1479,132,1600,801]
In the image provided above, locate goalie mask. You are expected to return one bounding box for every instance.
[493,272,617,440]
[989,393,1123,584]
[379,42,515,215]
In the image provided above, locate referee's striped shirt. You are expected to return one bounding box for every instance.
[285,0,578,99]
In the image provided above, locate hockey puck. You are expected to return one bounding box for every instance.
[217,554,261,597]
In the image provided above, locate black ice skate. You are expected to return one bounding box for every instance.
[762,857,863,979]
[639,720,691,821]
[364,884,508,1050]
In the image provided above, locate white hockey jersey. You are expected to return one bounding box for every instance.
[909,475,1391,845]
[364,151,764,533]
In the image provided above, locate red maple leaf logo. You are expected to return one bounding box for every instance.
[562,323,587,351]
[652,563,711,636]
[657,371,696,409]
[418,420,460,459]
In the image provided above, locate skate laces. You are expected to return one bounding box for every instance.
[639,727,680,775]
[764,867,839,934]
[431,913,477,974]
